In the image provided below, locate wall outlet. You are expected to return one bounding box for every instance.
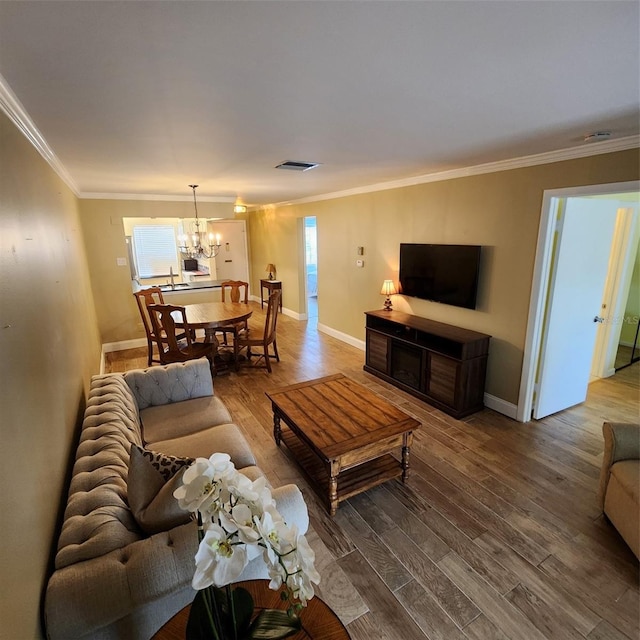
[116,257,127,266]
[356,259,364,267]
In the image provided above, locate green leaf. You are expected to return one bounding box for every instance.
[247,609,301,639]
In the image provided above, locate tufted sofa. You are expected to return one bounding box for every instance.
[598,421,640,560]
[44,358,308,640]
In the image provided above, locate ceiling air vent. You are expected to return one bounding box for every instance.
[584,131,612,142]
[275,160,320,171]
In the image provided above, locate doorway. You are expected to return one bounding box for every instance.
[304,217,317,322]
[517,181,640,422]
[614,234,640,371]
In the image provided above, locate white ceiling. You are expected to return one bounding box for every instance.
[0,1,638,206]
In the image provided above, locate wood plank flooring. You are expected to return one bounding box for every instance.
[106,303,640,640]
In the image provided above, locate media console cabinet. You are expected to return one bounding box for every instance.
[364,310,490,418]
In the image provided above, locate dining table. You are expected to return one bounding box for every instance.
[172,302,253,373]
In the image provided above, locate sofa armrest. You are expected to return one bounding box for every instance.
[272,484,310,534]
[124,359,214,410]
[597,422,640,510]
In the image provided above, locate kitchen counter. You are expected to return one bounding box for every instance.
[132,279,226,294]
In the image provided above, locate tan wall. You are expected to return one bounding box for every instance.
[247,149,639,405]
[79,199,234,344]
[0,112,102,638]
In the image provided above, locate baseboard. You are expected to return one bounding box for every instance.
[317,323,366,351]
[103,337,148,353]
[248,295,301,320]
[484,393,518,419]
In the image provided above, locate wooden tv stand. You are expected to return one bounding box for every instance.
[364,310,490,418]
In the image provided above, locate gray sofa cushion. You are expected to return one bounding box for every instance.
[140,395,232,445]
[124,359,214,409]
[151,423,257,470]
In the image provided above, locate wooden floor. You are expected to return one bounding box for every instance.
[107,303,640,640]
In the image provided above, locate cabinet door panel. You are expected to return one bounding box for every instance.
[390,343,422,390]
[366,332,389,373]
[426,353,458,405]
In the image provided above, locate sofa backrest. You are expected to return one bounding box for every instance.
[124,359,214,410]
[55,374,144,570]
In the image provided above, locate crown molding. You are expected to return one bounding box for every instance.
[78,192,236,203]
[276,135,640,207]
[0,73,79,195]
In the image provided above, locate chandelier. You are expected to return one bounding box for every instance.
[178,184,222,259]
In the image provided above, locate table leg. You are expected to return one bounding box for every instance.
[329,460,340,516]
[401,432,411,482]
[204,328,220,352]
[273,411,282,446]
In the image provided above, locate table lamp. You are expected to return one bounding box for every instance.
[381,280,397,311]
[266,263,276,280]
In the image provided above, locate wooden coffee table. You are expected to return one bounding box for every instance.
[266,374,420,515]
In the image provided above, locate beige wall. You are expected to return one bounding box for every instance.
[0,112,102,638]
[247,150,639,405]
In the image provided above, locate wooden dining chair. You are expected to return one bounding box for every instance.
[217,280,250,351]
[235,290,281,373]
[133,287,166,366]
[147,304,215,376]
[134,286,191,365]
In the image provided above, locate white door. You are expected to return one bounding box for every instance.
[207,221,249,283]
[533,198,618,419]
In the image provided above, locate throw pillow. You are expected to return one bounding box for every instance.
[128,444,194,535]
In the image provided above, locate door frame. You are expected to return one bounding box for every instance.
[517,180,640,422]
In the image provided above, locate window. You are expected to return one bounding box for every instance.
[132,225,179,278]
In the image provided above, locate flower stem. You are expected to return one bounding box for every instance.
[227,584,238,640]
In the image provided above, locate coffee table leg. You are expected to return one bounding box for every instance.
[329,461,340,516]
[401,432,411,482]
[273,411,282,446]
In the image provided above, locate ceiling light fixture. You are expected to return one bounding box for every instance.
[178,185,222,259]
[233,204,247,214]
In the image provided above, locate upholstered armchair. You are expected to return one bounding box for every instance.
[598,421,640,559]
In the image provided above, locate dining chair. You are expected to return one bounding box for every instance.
[235,290,281,373]
[217,280,250,351]
[133,287,166,366]
[134,286,191,365]
[147,304,215,376]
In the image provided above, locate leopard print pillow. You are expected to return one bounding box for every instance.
[134,445,193,481]
[128,444,195,534]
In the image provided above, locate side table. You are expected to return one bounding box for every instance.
[151,580,350,639]
[260,279,283,311]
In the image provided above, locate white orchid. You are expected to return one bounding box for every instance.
[174,453,320,621]
[193,523,248,588]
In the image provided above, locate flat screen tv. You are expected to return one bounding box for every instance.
[399,243,481,309]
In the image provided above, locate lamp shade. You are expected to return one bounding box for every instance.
[266,263,276,273]
[380,280,397,296]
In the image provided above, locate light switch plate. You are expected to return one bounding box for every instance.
[116,257,127,266]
